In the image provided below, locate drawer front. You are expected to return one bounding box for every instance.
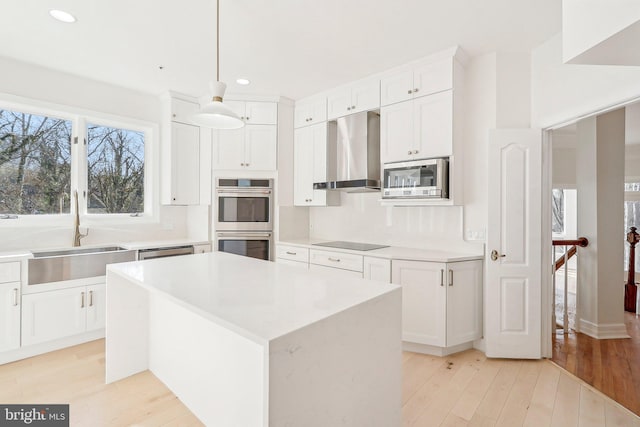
[309,249,363,272]
[276,245,309,263]
[0,262,20,284]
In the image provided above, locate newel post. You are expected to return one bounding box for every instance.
[625,226,639,312]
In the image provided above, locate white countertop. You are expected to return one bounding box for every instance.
[107,251,400,343]
[278,239,484,263]
[119,239,210,251]
[0,250,33,261]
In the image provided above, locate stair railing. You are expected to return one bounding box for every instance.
[552,237,588,333]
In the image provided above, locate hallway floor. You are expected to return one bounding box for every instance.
[552,311,640,416]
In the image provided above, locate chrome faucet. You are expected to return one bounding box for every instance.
[73,190,88,247]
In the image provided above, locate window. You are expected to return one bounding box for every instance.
[0,103,151,219]
[87,124,144,214]
[552,189,565,234]
[0,109,72,215]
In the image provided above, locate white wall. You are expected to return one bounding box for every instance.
[576,109,626,338]
[531,33,640,128]
[0,56,189,250]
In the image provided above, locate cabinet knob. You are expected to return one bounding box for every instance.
[246,163,250,167]
[413,88,419,93]
[241,163,245,166]
[408,150,412,155]
[347,107,351,111]
[351,105,355,109]
[407,90,412,94]
[172,113,176,118]
[414,150,419,154]
[246,117,250,121]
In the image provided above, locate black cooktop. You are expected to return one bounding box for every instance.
[312,241,389,251]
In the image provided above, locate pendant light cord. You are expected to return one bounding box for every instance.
[216,0,220,82]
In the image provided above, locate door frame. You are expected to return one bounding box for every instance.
[539,96,640,358]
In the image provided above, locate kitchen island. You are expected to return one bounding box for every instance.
[105,251,402,426]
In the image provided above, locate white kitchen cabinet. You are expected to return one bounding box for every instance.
[363,257,391,283]
[0,281,21,352]
[162,94,201,205]
[276,244,309,263]
[293,122,339,206]
[294,95,327,128]
[380,90,453,163]
[22,283,106,346]
[193,243,212,254]
[309,264,363,278]
[226,101,277,125]
[214,125,277,171]
[309,249,363,273]
[276,258,309,269]
[392,259,482,349]
[380,57,453,107]
[326,77,380,120]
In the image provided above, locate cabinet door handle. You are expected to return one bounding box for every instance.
[440,269,444,287]
[81,291,85,308]
[328,257,341,262]
[13,288,18,306]
[286,251,297,255]
[449,269,453,286]
[89,290,93,307]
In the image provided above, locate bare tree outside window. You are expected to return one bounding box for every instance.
[0,110,71,215]
[87,124,144,214]
[552,189,564,234]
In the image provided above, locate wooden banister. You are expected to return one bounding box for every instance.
[554,246,577,272]
[552,237,589,247]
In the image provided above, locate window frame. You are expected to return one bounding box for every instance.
[0,95,159,227]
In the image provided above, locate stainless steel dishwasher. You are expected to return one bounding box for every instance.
[137,245,195,260]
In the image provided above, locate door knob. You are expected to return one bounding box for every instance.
[490,250,506,261]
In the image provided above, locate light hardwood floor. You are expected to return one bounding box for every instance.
[0,339,638,426]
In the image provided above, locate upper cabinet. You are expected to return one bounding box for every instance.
[294,95,327,128]
[214,125,277,171]
[381,90,453,163]
[161,93,200,205]
[212,100,278,172]
[326,77,380,120]
[381,57,454,107]
[225,101,278,125]
[293,122,339,207]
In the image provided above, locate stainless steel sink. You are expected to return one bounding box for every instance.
[28,246,136,285]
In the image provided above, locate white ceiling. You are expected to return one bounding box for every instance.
[1,0,561,100]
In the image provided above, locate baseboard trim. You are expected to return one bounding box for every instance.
[402,341,473,356]
[579,319,630,339]
[0,330,104,365]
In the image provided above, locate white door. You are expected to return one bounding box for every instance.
[0,282,20,352]
[380,100,414,164]
[244,125,277,171]
[171,122,200,204]
[392,260,446,347]
[486,129,542,358]
[214,128,244,170]
[414,90,453,158]
[446,261,483,347]
[86,283,106,331]
[293,127,314,205]
[22,287,87,346]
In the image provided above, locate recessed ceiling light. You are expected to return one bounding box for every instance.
[236,78,250,85]
[49,9,76,23]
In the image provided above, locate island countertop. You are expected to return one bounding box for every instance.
[107,251,401,344]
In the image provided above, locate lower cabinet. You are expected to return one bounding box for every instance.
[363,256,391,282]
[0,282,21,352]
[392,259,482,348]
[22,283,105,346]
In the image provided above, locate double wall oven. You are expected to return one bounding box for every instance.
[214,178,274,261]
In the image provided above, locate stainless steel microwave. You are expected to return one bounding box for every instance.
[382,158,449,199]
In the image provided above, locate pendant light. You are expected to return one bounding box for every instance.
[192,0,244,129]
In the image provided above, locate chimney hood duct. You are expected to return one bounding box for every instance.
[313,111,381,193]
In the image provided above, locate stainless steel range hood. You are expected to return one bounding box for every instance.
[313,111,381,193]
